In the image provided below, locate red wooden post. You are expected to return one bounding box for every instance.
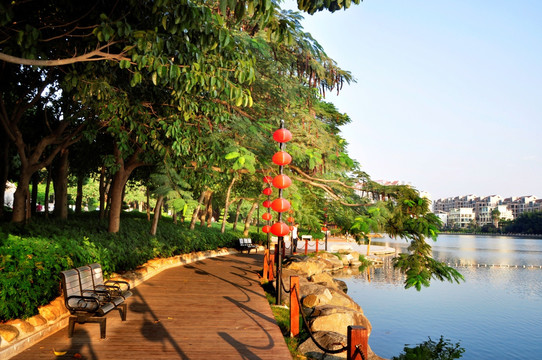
[347,326,368,360]
[304,239,308,255]
[263,249,269,280]
[268,254,274,281]
[289,276,300,337]
[315,240,319,254]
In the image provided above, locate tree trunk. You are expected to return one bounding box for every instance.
[99,166,107,220]
[190,191,207,230]
[221,176,236,233]
[12,171,31,223]
[0,134,8,217]
[30,172,39,216]
[52,149,69,220]
[44,166,51,218]
[200,191,211,227]
[107,145,144,233]
[75,175,84,214]
[146,186,151,221]
[206,192,213,228]
[150,196,164,236]
[232,199,243,231]
[243,202,258,236]
[173,212,177,224]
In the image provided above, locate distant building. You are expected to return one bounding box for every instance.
[448,208,475,229]
[433,194,540,227]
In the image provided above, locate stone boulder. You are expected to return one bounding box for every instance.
[309,305,371,336]
[283,257,327,277]
[298,331,348,359]
[310,272,341,290]
[0,324,19,344]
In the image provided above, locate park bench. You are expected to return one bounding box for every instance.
[61,265,128,339]
[89,263,133,300]
[239,238,258,254]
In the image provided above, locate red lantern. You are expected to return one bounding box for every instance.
[271,222,290,236]
[262,225,271,233]
[263,176,273,183]
[321,227,328,232]
[289,225,294,231]
[262,212,272,221]
[271,198,290,213]
[262,200,272,208]
[272,151,292,166]
[272,174,291,189]
[287,216,294,223]
[273,128,292,143]
[262,187,273,196]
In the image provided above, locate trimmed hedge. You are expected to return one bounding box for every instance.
[0,212,242,321]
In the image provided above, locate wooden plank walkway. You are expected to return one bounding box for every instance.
[11,253,292,360]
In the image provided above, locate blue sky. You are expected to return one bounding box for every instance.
[283,0,542,200]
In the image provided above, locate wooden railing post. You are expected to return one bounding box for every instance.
[347,325,368,360]
[289,276,300,337]
[263,249,269,280]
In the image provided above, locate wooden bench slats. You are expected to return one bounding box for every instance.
[238,238,257,254]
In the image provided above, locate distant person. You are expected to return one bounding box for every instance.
[292,223,299,253]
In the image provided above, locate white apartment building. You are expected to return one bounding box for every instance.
[434,194,540,227]
[448,208,475,229]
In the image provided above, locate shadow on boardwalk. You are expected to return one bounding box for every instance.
[10,253,291,360]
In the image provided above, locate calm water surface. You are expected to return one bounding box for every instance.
[337,234,542,359]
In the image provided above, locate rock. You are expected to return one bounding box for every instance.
[298,331,348,359]
[26,315,47,327]
[309,305,372,336]
[310,272,340,290]
[5,319,34,334]
[38,304,60,321]
[334,279,348,293]
[0,324,19,343]
[283,257,327,277]
[319,257,344,272]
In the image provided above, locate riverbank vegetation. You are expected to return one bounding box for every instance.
[441,211,542,236]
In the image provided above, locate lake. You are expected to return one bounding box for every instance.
[336,234,542,359]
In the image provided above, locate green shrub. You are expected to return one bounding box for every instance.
[0,212,246,321]
[392,336,464,360]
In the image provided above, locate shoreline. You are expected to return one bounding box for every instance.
[439,231,542,239]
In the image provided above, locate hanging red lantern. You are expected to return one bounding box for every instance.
[321,227,328,232]
[262,200,272,208]
[272,151,292,166]
[262,212,272,221]
[273,128,292,143]
[263,176,273,183]
[289,225,294,231]
[271,198,290,213]
[262,187,273,196]
[272,174,291,189]
[287,216,294,223]
[271,222,290,236]
[262,225,271,233]
[288,209,294,214]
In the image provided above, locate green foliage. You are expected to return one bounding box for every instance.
[504,211,542,234]
[392,336,465,360]
[0,212,242,321]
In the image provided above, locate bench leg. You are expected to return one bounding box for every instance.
[68,316,76,338]
[98,318,107,339]
[120,303,127,321]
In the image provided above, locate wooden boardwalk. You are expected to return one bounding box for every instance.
[11,253,292,360]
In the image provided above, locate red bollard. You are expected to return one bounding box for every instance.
[263,249,269,280]
[268,254,274,281]
[304,239,308,255]
[290,276,299,337]
[347,326,368,360]
[315,240,319,254]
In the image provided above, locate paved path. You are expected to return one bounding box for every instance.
[11,253,292,360]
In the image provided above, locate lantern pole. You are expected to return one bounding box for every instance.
[276,120,285,305]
